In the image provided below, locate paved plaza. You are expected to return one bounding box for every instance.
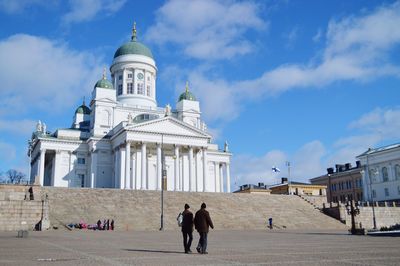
[0,229,399,265]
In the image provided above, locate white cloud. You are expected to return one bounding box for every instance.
[232,150,287,188]
[182,2,400,122]
[62,0,126,24]
[0,34,103,114]
[232,107,400,189]
[312,28,323,43]
[283,27,299,49]
[331,107,400,164]
[146,0,267,60]
[0,119,36,136]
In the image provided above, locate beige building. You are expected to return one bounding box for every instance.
[269,179,326,196]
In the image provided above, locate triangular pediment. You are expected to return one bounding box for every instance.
[125,116,210,138]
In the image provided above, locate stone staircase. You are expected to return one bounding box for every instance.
[298,195,328,210]
[41,187,347,231]
[0,185,43,231]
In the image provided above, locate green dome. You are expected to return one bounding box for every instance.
[75,105,91,115]
[114,40,153,59]
[114,23,153,59]
[94,78,114,89]
[178,82,196,101]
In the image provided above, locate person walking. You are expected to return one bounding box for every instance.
[181,203,194,254]
[194,202,214,254]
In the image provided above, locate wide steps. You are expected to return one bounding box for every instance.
[41,187,347,231]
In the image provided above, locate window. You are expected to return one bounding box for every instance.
[382,167,389,182]
[384,188,389,197]
[127,73,133,78]
[118,75,122,80]
[137,83,144,94]
[398,186,400,195]
[77,158,85,164]
[146,85,151,96]
[127,82,133,94]
[372,190,376,198]
[395,164,400,180]
[118,84,123,95]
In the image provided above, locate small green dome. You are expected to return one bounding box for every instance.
[114,23,154,59]
[178,82,196,102]
[94,78,114,89]
[75,104,91,115]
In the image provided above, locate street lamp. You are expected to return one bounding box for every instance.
[345,197,360,235]
[363,148,378,230]
[160,134,166,231]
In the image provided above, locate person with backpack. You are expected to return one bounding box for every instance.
[179,203,194,254]
[194,202,214,254]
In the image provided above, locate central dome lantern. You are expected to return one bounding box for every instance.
[110,22,157,109]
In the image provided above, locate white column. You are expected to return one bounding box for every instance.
[90,151,97,188]
[141,142,147,190]
[214,162,219,192]
[119,147,125,189]
[188,146,193,192]
[39,149,46,186]
[135,148,141,189]
[130,147,135,189]
[157,143,162,190]
[174,145,180,191]
[220,164,224,193]
[113,149,118,188]
[202,148,208,192]
[125,142,131,189]
[195,150,199,192]
[226,163,231,193]
[122,68,127,94]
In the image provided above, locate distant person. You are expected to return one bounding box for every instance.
[181,204,194,253]
[28,187,34,200]
[268,217,273,229]
[110,219,114,230]
[97,220,102,230]
[194,203,214,254]
[107,219,110,230]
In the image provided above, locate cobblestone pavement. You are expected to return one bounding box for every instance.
[0,229,399,265]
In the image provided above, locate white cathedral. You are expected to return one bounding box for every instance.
[28,25,231,193]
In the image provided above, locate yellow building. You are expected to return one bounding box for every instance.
[269,181,326,196]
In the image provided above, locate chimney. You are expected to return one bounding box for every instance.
[281,177,288,184]
[345,163,351,171]
[356,161,361,168]
[258,182,264,187]
[327,167,334,175]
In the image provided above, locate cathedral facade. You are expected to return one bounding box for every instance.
[28,25,231,193]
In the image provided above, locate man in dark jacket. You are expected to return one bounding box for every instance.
[194,202,214,254]
[181,203,194,253]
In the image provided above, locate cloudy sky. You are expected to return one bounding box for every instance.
[0,0,399,189]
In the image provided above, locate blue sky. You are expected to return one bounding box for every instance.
[0,0,399,189]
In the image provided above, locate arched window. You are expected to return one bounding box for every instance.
[395,164,400,180]
[382,167,389,182]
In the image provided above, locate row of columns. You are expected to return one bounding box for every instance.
[117,141,230,192]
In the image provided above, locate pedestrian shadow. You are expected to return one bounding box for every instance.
[123,249,184,254]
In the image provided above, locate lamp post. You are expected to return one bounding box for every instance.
[365,149,377,230]
[160,134,166,231]
[345,197,360,235]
